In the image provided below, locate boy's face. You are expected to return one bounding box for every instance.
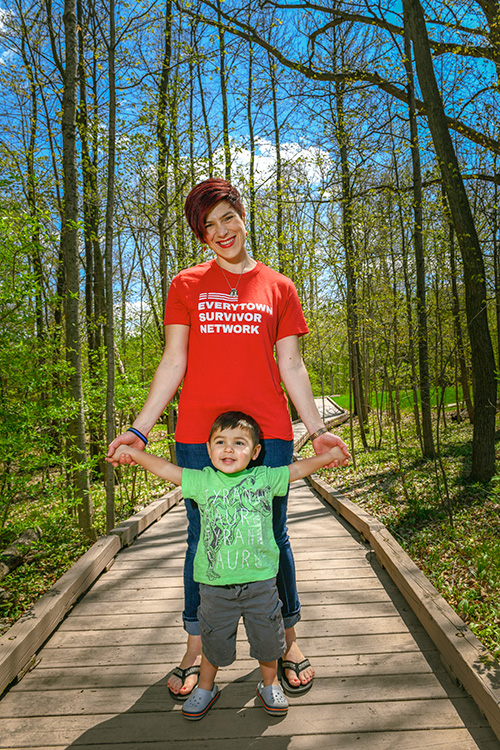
[207,426,261,474]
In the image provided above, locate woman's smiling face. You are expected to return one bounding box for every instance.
[203,200,248,270]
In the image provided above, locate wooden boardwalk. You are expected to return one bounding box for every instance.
[0,475,499,749]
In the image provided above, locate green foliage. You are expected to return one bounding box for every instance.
[0,213,75,529]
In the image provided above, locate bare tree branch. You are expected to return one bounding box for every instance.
[176,0,500,155]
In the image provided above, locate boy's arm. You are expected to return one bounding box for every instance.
[288,446,348,483]
[112,446,183,486]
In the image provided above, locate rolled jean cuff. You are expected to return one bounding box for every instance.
[183,618,201,636]
[283,610,301,630]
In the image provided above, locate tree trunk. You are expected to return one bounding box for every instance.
[403,24,435,459]
[78,0,104,473]
[194,27,214,177]
[19,28,45,342]
[446,206,474,421]
[334,80,369,441]
[61,0,94,537]
[403,0,497,481]
[493,165,500,382]
[390,130,422,449]
[104,0,116,532]
[157,0,173,314]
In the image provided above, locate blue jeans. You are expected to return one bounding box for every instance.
[176,439,301,635]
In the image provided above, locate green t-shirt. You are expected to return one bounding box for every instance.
[182,465,289,586]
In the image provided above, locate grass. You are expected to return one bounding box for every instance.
[304,412,500,660]
[332,386,464,413]
[1,412,499,664]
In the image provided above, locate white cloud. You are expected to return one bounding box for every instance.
[212,138,333,187]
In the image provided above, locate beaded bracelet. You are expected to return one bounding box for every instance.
[309,426,328,441]
[127,427,148,445]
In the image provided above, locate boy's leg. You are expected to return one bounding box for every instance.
[259,439,315,690]
[259,659,279,686]
[241,579,286,666]
[238,580,289,716]
[182,585,240,720]
[197,583,240,667]
[198,654,218,689]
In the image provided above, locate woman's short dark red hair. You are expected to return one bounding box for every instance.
[184,178,246,241]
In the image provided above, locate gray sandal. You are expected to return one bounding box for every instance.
[182,685,220,720]
[256,681,289,716]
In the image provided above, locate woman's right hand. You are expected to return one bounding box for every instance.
[106,430,146,466]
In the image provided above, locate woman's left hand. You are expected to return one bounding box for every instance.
[312,432,350,467]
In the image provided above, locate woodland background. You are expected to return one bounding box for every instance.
[1,1,500,651]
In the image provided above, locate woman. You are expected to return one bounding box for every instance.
[107,178,349,700]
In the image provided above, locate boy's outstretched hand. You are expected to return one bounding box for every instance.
[312,431,350,467]
[106,431,146,467]
[110,445,137,465]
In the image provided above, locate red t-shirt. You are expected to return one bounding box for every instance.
[164,259,309,442]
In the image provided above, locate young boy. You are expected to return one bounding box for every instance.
[110,411,347,721]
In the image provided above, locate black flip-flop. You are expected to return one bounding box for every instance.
[278,657,314,695]
[168,665,200,702]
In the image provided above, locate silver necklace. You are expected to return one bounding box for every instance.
[217,259,246,297]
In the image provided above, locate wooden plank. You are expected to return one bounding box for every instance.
[98,566,374,586]
[56,601,400,631]
[80,583,186,601]
[77,579,385,610]
[43,614,417,650]
[67,588,394,617]
[309,473,500,744]
[108,554,372,573]
[0,699,492,746]
[0,534,121,697]
[1,731,496,750]
[1,732,498,750]
[85,567,376,592]
[0,672,468,718]
[26,633,426,671]
[11,651,442,691]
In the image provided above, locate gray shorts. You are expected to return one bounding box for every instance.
[197,578,286,667]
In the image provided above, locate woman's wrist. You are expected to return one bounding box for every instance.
[127,426,148,445]
[309,426,328,441]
